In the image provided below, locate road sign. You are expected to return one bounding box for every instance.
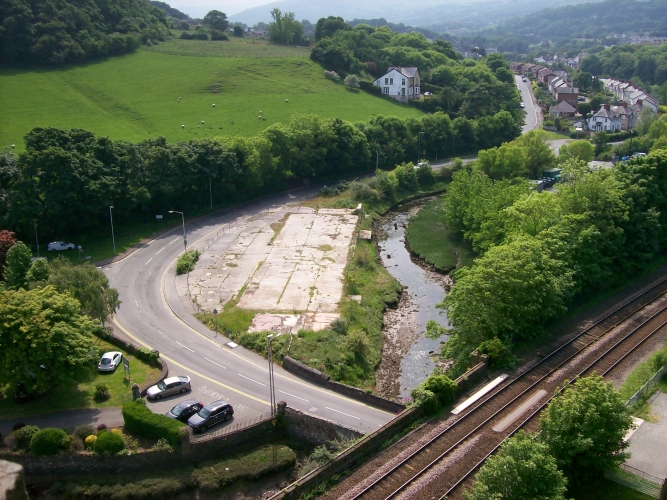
[123,357,130,381]
[156,215,163,220]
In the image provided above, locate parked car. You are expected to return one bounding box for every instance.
[47,241,75,252]
[522,76,527,82]
[520,102,525,108]
[166,399,204,422]
[187,400,234,433]
[98,351,123,372]
[146,376,191,400]
[578,96,586,101]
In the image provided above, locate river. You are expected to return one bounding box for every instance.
[375,204,451,400]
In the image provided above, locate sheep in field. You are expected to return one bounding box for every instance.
[212,104,216,107]
[181,125,185,129]
[285,99,289,102]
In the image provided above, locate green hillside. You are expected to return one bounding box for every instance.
[0,40,422,150]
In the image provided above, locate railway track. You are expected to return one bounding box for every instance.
[339,275,667,500]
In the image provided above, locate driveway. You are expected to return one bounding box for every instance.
[625,390,667,478]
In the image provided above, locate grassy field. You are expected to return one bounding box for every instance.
[0,38,422,150]
[405,197,476,273]
[0,338,161,420]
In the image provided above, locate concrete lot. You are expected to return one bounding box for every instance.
[626,390,667,478]
[185,206,358,315]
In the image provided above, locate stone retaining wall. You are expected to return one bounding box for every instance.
[282,356,404,413]
[283,405,363,446]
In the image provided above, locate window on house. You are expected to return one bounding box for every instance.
[409,87,413,95]
[402,78,406,85]
[390,78,393,85]
[402,88,405,96]
[383,87,389,94]
[384,78,388,85]
[415,86,420,95]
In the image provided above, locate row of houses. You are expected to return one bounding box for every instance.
[511,62,580,106]
[601,79,660,113]
[534,53,588,69]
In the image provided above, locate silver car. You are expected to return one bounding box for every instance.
[98,351,123,372]
[146,376,191,400]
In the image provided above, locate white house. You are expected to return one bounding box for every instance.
[374,67,421,102]
[587,104,621,132]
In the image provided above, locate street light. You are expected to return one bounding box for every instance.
[109,206,116,256]
[267,334,276,417]
[212,308,218,336]
[169,210,187,251]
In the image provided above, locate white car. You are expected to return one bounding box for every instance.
[520,102,525,108]
[47,241,75,252]
[98,351,123,372]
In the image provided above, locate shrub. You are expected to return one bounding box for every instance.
[477,337,517,370]
[411,386,438,414]
[93,430,125,455]
[14,425,39,449]
[30,428,68,455]
[151,438,173,452]
[122,400,185,446]
[298,445,335,478]
[85,435,97,450]
[94,383,110,402]
[176,249,200,275]
[73,425,95,440]
[96,423,108,433]
[324,70,340,80]
[135,347,160,365]
[412,374,458,414]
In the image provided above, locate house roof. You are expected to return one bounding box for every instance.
[388,66,419,78]
[556,87,579,94]
[549,101,576,113]
[592,106,615,119]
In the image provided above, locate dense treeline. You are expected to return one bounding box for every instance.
[311,21,522,121]
[0,109,520,240]
[0,0,169,66]
[492,0,667,39]
[439,118,667,375]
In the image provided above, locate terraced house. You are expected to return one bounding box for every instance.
[374,66,421,102]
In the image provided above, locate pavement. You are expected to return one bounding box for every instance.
[0,408,124,437]
[625,391,667,478]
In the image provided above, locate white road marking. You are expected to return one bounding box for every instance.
[176,341,194,352]
[169,237,179,245]
[238,374,266,386]
[279,390,309,402]
[145,258,152,265]
[325,407,359,419]
[204,357,227,369]
[156,247,165,255]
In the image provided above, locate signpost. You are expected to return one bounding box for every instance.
[123,357,130,382]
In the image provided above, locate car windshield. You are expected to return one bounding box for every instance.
[172,404,185,416]
[198,407,212,418]
[157,381,166,390]
[101,358,111,365]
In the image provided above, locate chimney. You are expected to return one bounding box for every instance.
[603,104,610,110]
[638,99,643,106]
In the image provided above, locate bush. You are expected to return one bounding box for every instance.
[94,383,110,402]
[74,425,95,440]
[85,435,97,450]
[297,445,335,478]
[135,347,160,365]
[122,400,185,446]
[14,425,39,449]
[93,430,125,455]
[412,374,458,414]
[30,428,68,455]
[151,438,173,452]
[411,386,438,414]
[359,80,381,95]
[477,337,517,370]
[176,249,200,275]
[210,29,229,41]
[96,423,108,433]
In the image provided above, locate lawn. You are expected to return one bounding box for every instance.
[0,38,422,150]
[0,338,161,420]
[405,197,476,273]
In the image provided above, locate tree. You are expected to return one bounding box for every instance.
[46,257,120,324]
[476,142,528,180]
[268,9,303,45]
[0,286,98,395]
[314,16,349,41]
[519,130,556,179]
[465,431,568,500]
[0,230,16,280]
[540,375,633,484]
[344,74,360,89]
[3,240,32,290]
[202,10,228,32]
[26,257,51,284]
[233,25,243,37]
[592,131,609,156]
[576,102,592,119]
[559,141,594,163]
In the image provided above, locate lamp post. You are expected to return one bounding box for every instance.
[109,206,116,256]
[33,220,39,258]
[169,210,187,251]
[212,308,218,336]
[267,334,276,417]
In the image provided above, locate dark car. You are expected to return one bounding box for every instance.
[166,399,203,422]
[187,400,234,433]
[13,382,32,403]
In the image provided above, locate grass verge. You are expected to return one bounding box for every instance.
[405,197,475,272]
[0,338,160,420]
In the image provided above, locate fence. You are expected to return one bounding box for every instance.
[190,412,273,443]
[606,465,666,499]
[626,364,667,407]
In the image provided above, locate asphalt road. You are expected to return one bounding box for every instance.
[516,74,541,134]
[106,190,396,435]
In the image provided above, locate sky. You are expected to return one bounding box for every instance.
[173,0,277,18]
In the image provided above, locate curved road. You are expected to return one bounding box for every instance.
[106,191,395,434]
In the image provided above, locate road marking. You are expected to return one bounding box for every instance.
[112,319,269,406]
[145,258,152,265]
[176,341,194,352]
[204,357,227,369]
[325,407,359,419]
[169,237,179,245]
[156,247,165,255]
[279,390,309,402]
[238,374,266,386]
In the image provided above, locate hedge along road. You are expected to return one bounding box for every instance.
[105,188,396,434]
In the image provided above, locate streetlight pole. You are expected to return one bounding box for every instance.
[169,210,187,251]
[267,334,276,417]
[109,206,116,256]
[418,132,423,164]
[33,220,39,258]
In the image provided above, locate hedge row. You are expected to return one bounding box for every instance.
[122,400,185,446]
[358,80,381,95]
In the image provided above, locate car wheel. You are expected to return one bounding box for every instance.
[180,388,187,394]
[199,425,207,433]
[224,413,232,421]
[154,394,161,400]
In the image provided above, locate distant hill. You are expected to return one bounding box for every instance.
[149,0,190,19]
[491,0,667,38]
[0,0,170,66]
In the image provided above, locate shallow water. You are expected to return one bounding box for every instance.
[378,208,450,398]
